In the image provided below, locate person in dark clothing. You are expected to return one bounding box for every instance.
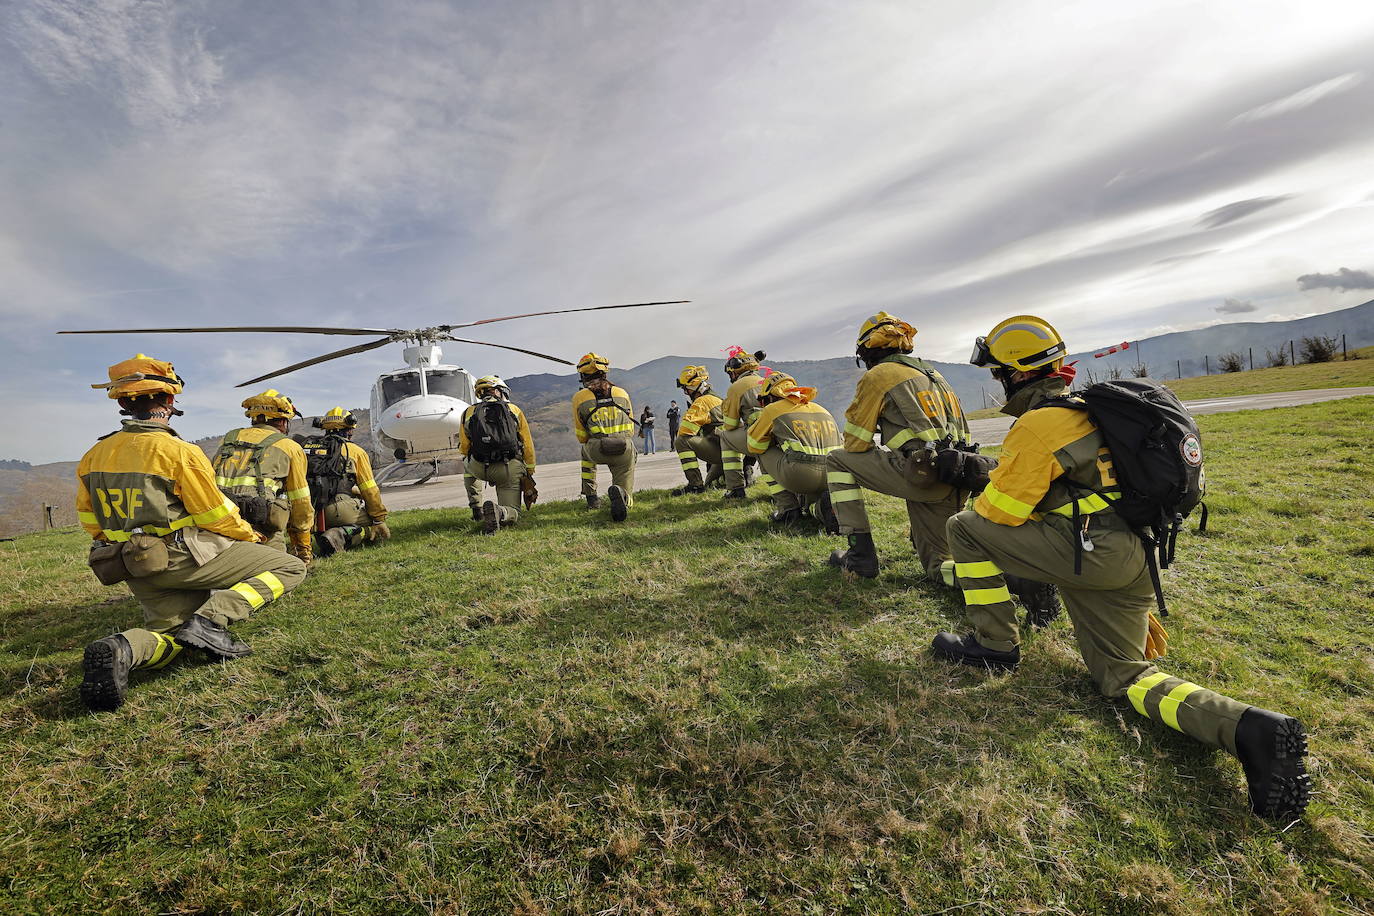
[666,400,681,442]
[640,406,657,454]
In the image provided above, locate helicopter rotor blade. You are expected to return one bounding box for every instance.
[439,300,689,331]
[235,337,395,387]
[443,336,575,366]
[59,326,397,336]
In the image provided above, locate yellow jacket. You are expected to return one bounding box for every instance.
[975,380,1121,527]
[571,386,635,443]
[77,420,256,544]
[342,440,388,521]
[681,392,723,436]
[842,355,970,453]
[746,400,841,458]
[720,373,765,431]
[212,423,312,550]
[459,399,537,469]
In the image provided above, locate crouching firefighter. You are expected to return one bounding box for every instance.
[932,314,1310,821]
[212,390,313,565]
[570,353,635,521]
[715,346,770,500]
[76,355,306,712]
[745,372,841,527]
[822,312,970,581]
[672,365,725,495]
[462,375,536,533]
[303,407,391,555]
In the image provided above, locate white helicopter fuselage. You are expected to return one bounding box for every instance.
[368,345,476,462]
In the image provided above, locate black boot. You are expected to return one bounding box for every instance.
[815,492,840,535]
[931,631,1021,670]
[80,635,133,712]
[1005,573,1061,627]
[174,615,253,660]
[608,485,629,522]
[722,487,747,500]
[469,505,481,522]
[671,483,706,496]
[481,500,500,535]
[585,493,600,509]
[827,532,878,578]
[1235,707,1311,821]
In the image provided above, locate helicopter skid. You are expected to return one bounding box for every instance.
[374,458,440,488]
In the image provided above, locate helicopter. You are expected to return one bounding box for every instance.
[60,300,688,486]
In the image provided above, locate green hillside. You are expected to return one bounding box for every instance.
[3,399,1372,913]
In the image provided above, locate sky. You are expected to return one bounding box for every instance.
[3,0,1374,463]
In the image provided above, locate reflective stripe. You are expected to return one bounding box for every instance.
[782,440,838,457]
[1126,672,1171,717]
[78,510,99,525]
[722,418,740,430]
[191,498,235,526]
[580,471,596,480]
[962,586,1012,605]
[981,483,1036,520]
[144,633,183,670]
[101,515,196,541]
[285,486,310,501]
[723,462,743,471]
[767,483,785,495]
[955,560,1001,579]
[680,420,701,435]
[591,422,633,435]
[231,582,266,610]
[747,435,769,452]
[1047,491,1120,517]
[830,489,863,503]
[827,471,857,485]
[215,475,277,490]
[1157,682,1201,731]
[844,421,874,442]
[253,571,286,600]
[940,560,957,587]
[758,473,775,485]
[885,427,940,449]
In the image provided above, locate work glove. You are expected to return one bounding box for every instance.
[520,472,539,509]
[1145,612,1169,660]
[367,521,391,541]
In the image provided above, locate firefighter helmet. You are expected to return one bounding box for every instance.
[971,315,1067,372]
[577,353,610,377]
[760,372,798,399]
[474,375,509,398]
[93,354,184,400]
[724,346,764,378]
[677,365,709,392]
[856,312,916,350]
[242,389,301,421]
[320,406,357,430]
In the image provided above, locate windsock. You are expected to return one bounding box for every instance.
[1093,341,1131,358]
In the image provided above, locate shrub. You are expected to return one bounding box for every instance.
[1299,335,1339,363]
[1129,363,1150,378]
[1264,347,1290,368]
[1217,352,1244,373]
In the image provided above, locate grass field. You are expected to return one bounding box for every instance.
[2,397,1372,914]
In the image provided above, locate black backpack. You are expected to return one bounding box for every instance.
[300,433,351,507]
[1054,379,1208,615]
[466,400,521,463]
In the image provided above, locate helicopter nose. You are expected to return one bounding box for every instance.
[381,395,465,441]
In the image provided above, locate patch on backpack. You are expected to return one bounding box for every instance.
[1179,434,1203,467]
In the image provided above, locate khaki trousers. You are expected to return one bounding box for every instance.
[947,509,1249,753]
[674,431,723,488]
[464,457,527,523]
[758,448,826,512]
[825,447,961,578]
[580,439,636,503]
[121,539,306,668]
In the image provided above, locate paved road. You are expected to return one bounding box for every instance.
[384,386,1374,513]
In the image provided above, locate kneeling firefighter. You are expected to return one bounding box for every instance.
[76,355,306,712]
[671,365,725,495]
[212,390,313,565]
[303,407,391,555]
[715,346,770,500]
[570,353,635,521]
[823,312,970,580]
[745,372,841,526]
[461,375,537,533]
[933,314,1310,821]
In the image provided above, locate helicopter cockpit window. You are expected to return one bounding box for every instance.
[425,369,473,402]
[380,372,422,406]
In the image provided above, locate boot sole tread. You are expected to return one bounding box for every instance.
[608,487,628,522]
[79,640,125,712]
[1250,717,1311,821]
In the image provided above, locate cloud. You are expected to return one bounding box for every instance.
[1215,297,1257,314]
[1296,267,1374,291]
[1196,196,1292,230]
[1231,72,1365,124]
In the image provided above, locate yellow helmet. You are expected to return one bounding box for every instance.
[242,389,301,421]
[971,315,1067,372]
[677,365,709,391]
[856,312,916,351]
[577,353,610,377]
[320,406,356,430]
[760,371,797,399]
[724,346,764,378]
[92,354,184,400]
[474,375,509,397]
